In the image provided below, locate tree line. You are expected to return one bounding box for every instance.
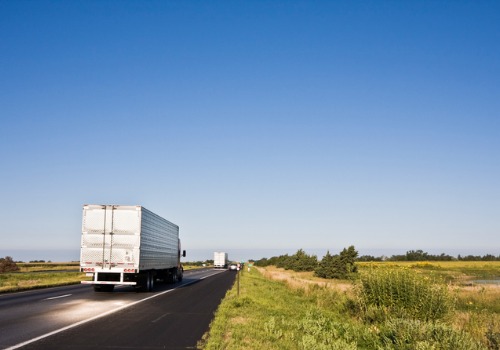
[253,248,500,280]
[254,246,359,280]
[358,249,500,262]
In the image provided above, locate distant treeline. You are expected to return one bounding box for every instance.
[185,259,214,266]
[253,249,500,271]
[357,250,500,262]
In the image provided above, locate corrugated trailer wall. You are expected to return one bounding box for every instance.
[139,207,179,270]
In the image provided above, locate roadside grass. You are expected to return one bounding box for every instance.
[0,271,88,293]
[201,263,499,350]
[183,264,210,271]
[16,262,80,272]
[1,262,88,293]
[200,268,369,350]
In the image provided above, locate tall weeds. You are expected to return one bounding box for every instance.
[355,268,453,322]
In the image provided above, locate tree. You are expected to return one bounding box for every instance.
[0,256,19,273]
[315,246,359,279]
[340,245,358,274]
[315,251,339,278]
[288,249,317,272]
[275,250,317,272]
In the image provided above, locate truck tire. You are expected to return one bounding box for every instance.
[148,272,154,292]
[136,273,149,292]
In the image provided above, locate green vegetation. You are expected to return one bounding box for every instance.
[315,246,358,279]
[0,256,19,273]
[0,271,87,293]
[17,262,80,272]
[358,250,500,262]
[0,259,86,293]
[255,246,359,280]
[183,259,214,267]
[201,262,499,350]
[277,249,318,272]
[354,268,453,322]
[358,261,500,283]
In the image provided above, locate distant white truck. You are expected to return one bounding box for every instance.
[214,252,228,269]
[80,205,185,292]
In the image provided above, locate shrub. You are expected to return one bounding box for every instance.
[264,310,359,350]
[379,318,486,350]
[0,256,19,273]
[355,268,453,322]
[275,250,317,272]
[315,246,358,279]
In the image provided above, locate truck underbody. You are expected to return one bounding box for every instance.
[82,266,183,292]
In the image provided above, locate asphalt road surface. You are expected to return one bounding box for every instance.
[0,268,236,349]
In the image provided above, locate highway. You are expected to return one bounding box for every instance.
[0,268,236,349]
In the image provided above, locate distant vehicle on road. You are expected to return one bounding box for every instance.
[214,252,228,269]
[80,205,186,292]
[229,263,238,271]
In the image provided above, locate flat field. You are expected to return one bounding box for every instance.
[358,261,500,282]
[0,262,86,293]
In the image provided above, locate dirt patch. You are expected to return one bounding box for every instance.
[256,267,353,293]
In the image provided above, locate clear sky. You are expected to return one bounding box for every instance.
[1,1,499,261]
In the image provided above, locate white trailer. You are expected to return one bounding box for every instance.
[214,252,228,269]
[80,205,185,292]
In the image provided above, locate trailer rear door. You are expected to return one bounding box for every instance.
[81,205,140,270]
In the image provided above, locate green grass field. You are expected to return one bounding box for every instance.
[201,262,500,350]
[0,262,87,293]
[16,262,80,272]
[358,261,500,282]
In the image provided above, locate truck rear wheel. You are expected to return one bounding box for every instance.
[148,272,154,292]
[136,273,149,292]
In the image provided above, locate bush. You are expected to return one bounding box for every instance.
[274,250,318,272]
[379,318,486,350]
[0,256,19,273]
[355,268,453,322]
[264,310,360,350]
[315,246,358,279]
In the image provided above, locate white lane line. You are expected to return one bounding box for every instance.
[5,275,214,350]
[200,270,227,280]
[44,294,72,300]
[151,313,170,323]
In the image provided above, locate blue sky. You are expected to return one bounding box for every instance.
[1,1,499,261]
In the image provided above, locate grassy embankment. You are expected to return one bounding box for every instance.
[0,262,86,293]
[201,261,500,350]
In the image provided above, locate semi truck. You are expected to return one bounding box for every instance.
[80,205,185,292]
[214,251,228,269]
